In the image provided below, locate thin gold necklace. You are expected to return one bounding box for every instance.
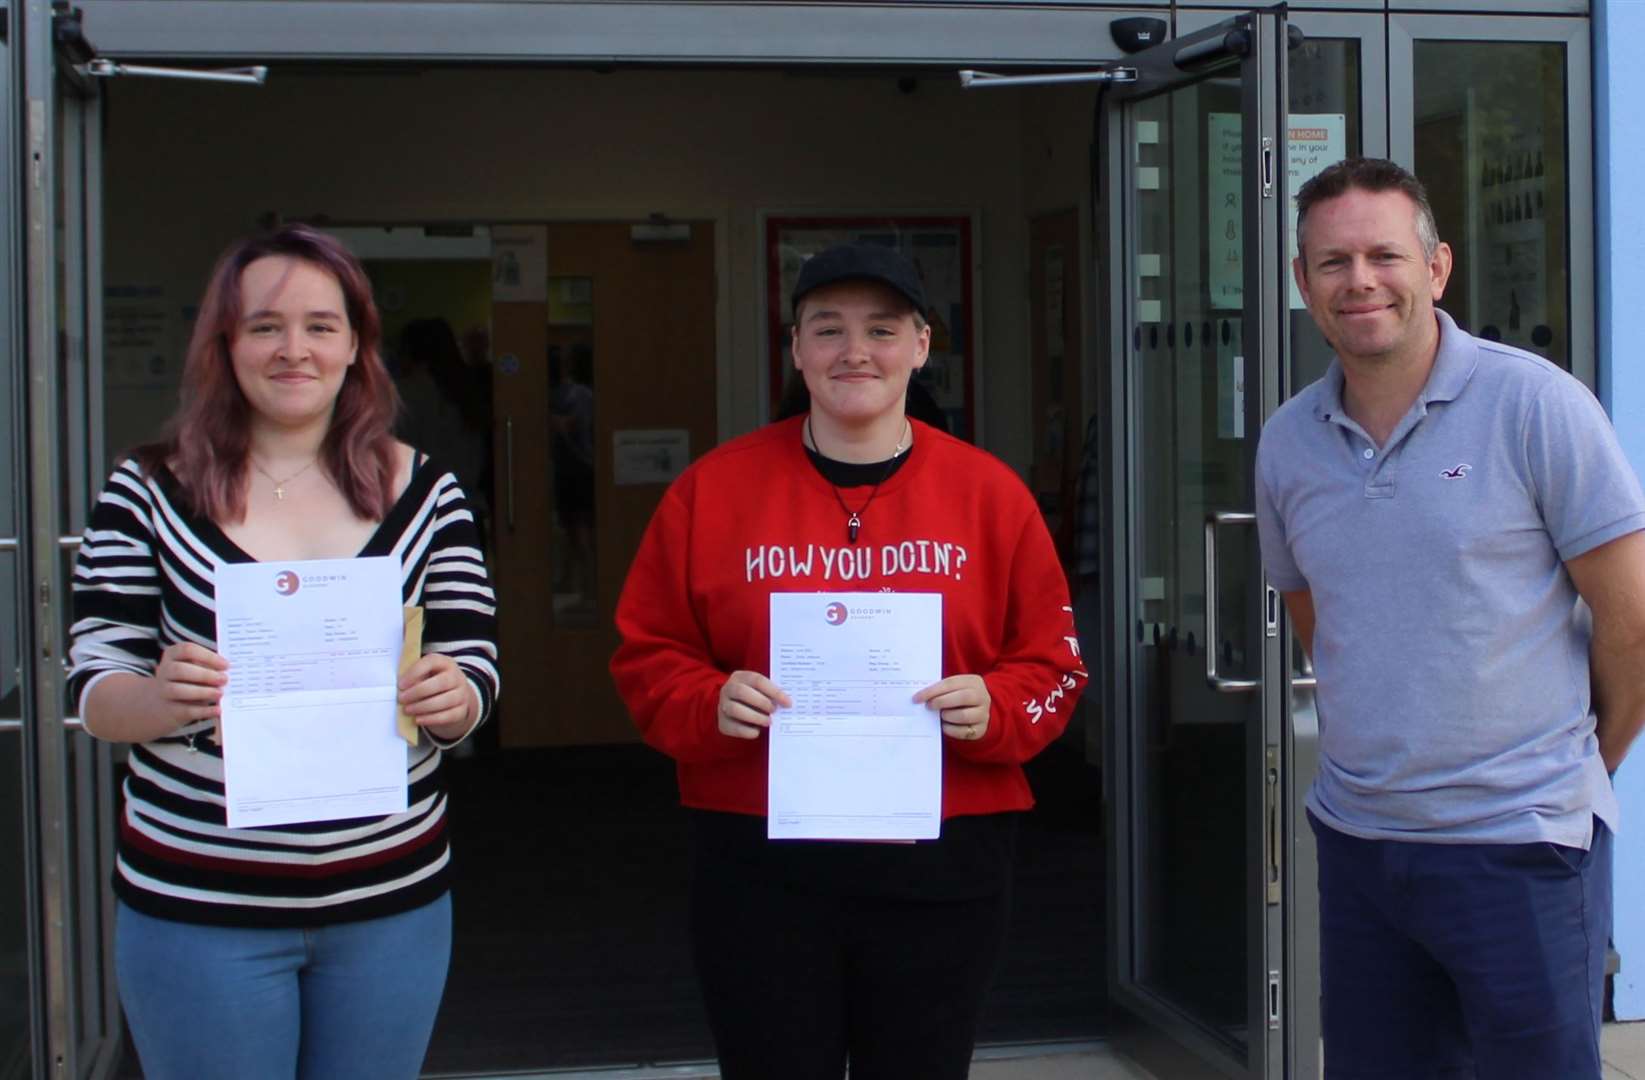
[249,455,320,501]
[804,416,912,545]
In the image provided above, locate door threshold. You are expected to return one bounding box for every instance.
[425,1040,1116,1079]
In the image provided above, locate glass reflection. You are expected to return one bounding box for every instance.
[1415,41,1569,368]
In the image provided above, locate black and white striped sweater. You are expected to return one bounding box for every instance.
[67,456,500,927]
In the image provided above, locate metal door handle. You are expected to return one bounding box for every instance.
[1204,510,1260,692]
[1292,652,1317,691]
[505,418,516,531]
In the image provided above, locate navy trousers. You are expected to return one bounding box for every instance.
[1311,812,1611,1080]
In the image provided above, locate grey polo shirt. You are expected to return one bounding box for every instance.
[1256,310,1645,847]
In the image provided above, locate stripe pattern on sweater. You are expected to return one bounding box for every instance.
[68,457,499,927]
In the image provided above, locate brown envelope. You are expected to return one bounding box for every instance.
[396,606,424,745]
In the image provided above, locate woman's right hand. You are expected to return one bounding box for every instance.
[717,671,791,740]
[151,642,229,730]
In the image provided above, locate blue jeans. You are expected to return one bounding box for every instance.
[1312,813,1611,1079]
[116,894,451,1080]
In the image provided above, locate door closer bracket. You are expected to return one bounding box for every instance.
[958,68,1138,90]
[81,58,268,86]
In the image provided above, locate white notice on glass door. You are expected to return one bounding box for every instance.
[768,592,943,841]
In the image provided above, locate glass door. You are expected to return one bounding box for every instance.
[19,4,121,1077]
[1170,14,1384,1073]
[1097,11,1289,1077]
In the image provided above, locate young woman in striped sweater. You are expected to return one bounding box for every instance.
[68,225,499,1079]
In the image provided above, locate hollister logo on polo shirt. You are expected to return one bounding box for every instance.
[1440,464,1473,480]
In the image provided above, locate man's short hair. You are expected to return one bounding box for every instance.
[1295,157,1441,263]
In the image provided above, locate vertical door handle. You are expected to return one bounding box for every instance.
[505,417,516,531]
[1265,744,1281,905]
[1204,510,1260,692]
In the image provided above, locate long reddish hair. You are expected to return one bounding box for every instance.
[138,224,400,523]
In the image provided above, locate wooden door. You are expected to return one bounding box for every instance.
[490,221,718,747]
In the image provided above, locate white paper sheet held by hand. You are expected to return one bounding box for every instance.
[768,592,943,841]
[216,557,407,828]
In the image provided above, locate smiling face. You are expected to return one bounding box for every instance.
[1294,187,1454,371]
[229,255,358,435]
[791,280,930,436]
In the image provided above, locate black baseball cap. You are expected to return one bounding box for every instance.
[790,243,928,317]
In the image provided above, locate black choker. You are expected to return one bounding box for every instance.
[805,416,911,544]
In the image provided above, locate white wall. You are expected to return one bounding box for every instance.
[1595,0,1645,1021]
[103,67,1097,472]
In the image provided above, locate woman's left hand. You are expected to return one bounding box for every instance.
[399,653,475,742]
[915,674,991,742]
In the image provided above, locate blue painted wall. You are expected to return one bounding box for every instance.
[1595,0,1645,1021]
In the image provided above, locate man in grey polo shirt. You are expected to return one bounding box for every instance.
[1256,156,1645,1078]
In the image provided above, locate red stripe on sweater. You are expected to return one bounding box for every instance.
[120,815,447,879]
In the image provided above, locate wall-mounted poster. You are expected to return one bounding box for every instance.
[765,216,975,441]
[490,225,547,303]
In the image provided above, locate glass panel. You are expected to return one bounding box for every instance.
[1,731,30,1078]
[546,276,597,626]
[1127,72,1259,1057]
[1288,39,1364,390]
[1414,40,1568,368]
[1131,75,1256,1052]
[67,732,113,1052]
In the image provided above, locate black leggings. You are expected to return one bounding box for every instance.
[689,855,1010,1080]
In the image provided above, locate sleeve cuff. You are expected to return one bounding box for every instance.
[77,670,127,733]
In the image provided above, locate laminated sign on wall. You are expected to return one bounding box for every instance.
[491,226,548,303]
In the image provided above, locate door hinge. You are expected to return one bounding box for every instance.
[1267,969,1282,1030]
[1265,744,1281,905]
[1261,136,1275,200]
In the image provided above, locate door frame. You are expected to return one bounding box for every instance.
[3,0,49,1075]
[1096,10,1291,1077]
[20,3,122,1076]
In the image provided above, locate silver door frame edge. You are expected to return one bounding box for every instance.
[24,1,77,1075]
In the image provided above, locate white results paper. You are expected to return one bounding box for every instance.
[216,557,407,829]
[767,592,943,841]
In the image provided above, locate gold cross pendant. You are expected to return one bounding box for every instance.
[274,485,287,500]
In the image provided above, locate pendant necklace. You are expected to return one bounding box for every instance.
[249,455,319,501]
[805,416,912,545]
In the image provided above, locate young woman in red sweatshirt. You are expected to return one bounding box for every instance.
[612,243,1086,1080]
